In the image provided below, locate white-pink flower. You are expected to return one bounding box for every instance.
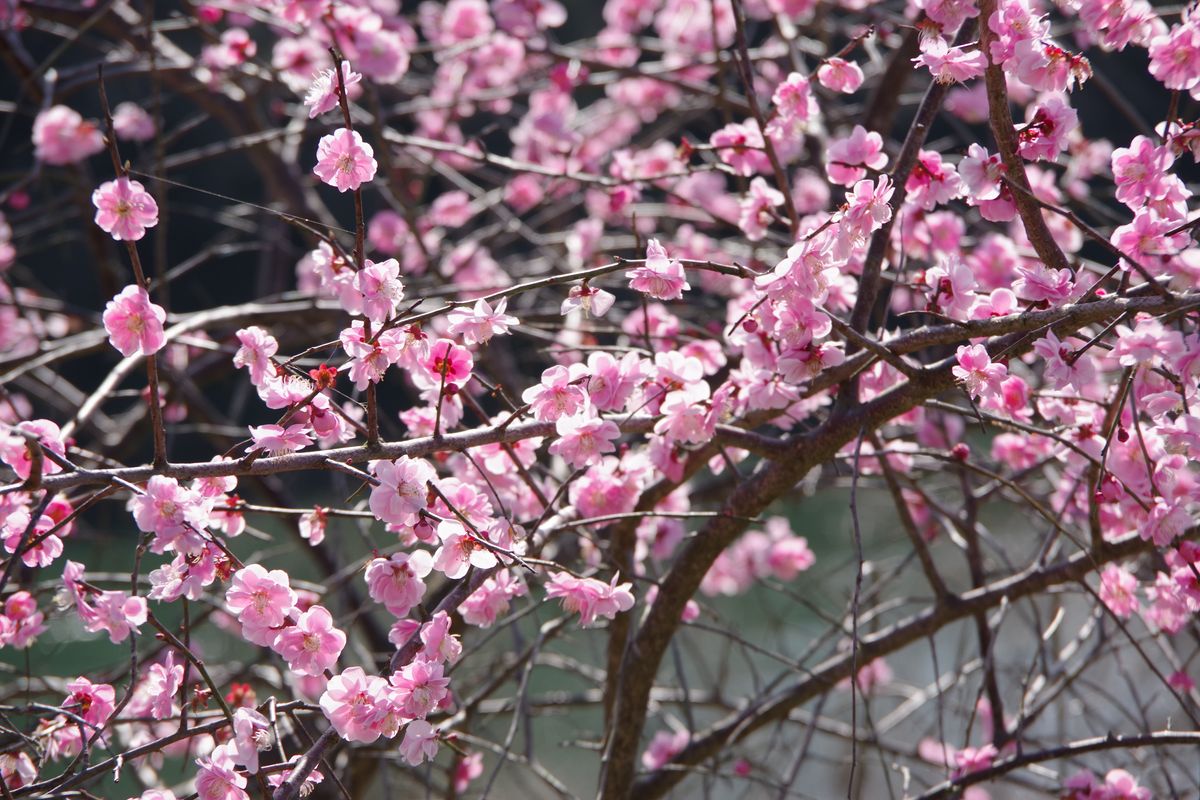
[446,297,519,344]
[432,520,499,579]
[369,457,437,526]
[544,572,635,627]
[365,550,434,617]
[626,239,690,300]
[305,62,362,118]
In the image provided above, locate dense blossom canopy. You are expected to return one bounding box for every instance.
[1,0,1200,798]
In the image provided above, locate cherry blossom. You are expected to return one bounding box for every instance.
[273,605,347,676]
[544,572,635,627]
[92,178,159,241]
[313,128,378,192]
[102,285,167,358]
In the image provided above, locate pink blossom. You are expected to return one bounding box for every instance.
[523,364,587,422]
[642,729,689,770]
[352,258,405,323]
[1149,19,1200,91]
[1017,94,1078,161]
[447,297,518,344]
[544,572,635,627]
[369,457,436,526]
[102,285,167,357]
[130,475,207,554]
[737,177,784,241]
[826,125,887,185]
[1140,497,1191,546]
[905,150,964,210]
[92,178,159,241]
[420,338,474,387]
[549,407,621,468]
[81,590,147,643]
[1111,135,1176,210]
[305,62,362,118]
[313,128,378,192]
[453,751,484,792]
[232,326,278,385]
[365,550,434,616]
[627,238,690,300]
[265,757,324,795]
[230,707,272,772]
[816,57,864,93]
[1013,262,1074,304]
[709,120,771,176]
[432,519,498,579]
[914,38,986,84]
[319,667,392,743]
[399,719,439,765]
[32,105,104,165]
[953,344,1007,400]
[247,423,312,455]
[461,570,527,627]
[419,610,463,664]
[299,507,327,545]
[195,742,248,800]
[1099,563,1140,618]
[144,653,183,720]
[273,604,347,676]
[225,564,298,643]
[390,658,451,717]
[63,677,116,726]
[0,419,66,481]
[1,591,45,649]
[0,752,36,791]
[112,102,155,141]
[561,283,616,317]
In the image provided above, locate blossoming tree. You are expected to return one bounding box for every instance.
[1,0,1199,797]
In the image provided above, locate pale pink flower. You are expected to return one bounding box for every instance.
[195,742,248,800]
[265,757,325,795]
[561,283,616,317]
[1140,497,1191,546]
[627,238,690,300]
[0,752,36,790]
[390,658,451,718]
[144,653,183,720]
[63,677,116,726]
[432,519,498,579]
[112,102,155,141]
[82,590,147,643]
[709,120,771,176]
[305,62,362,118]
[247,423,312,456]
[92,178,159,241]
[102,285,167,357]
[225,564,298,643]
[319,667,391,743]
[0,419,66,481]
[1111,135,1176,209]
[232,326,278,386]
[461,570,527,627]
[1149,19,1200,91]
[826,125,887,185]
[953,344,1007,399]
[365,550,434,617]
[522,364,587,422]
[400,719,439,765]
[230,707,272,772]
[1099,564,1140,618]
[816,57,864,93]
[737,177,784,242]
[642,728,689,770]
[549,407,621,468]
[352,258,405,323]
[273,604,347,676]
[419,610,463,664]
[914,38,986,84]
[446,297,518,344]
[130,475,207,554]
[453,751,484,792]
[299,507,327,545]
[32,105,104,165]
[369,457,437,526]
[313,128,377,192]
[544,572,634,627]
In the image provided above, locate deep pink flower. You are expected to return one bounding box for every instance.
[102,285,167,357]
[313,128,377,192]
[92,178,158,241]
[420,338,474,387]
[826,125,887,185]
